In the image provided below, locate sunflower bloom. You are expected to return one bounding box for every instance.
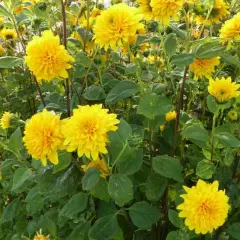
[195,0,229,26]
[150,0,184,26]
[82,158,110,178]
[25,30,74,83]
[33,230,49,240]
[177,180,229,234]
[208,77,240,103]
[0,112,14,129]
[23,110,65,166]
[219,13,240,45]
[93,3,143,50]
[166,110,177,122]
[62,104,119,160]
[136,0,154,21]
[189,57,220,80]
[0,28,17,40]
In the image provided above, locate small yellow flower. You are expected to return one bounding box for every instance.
[219,12,240,45]
[165,110,177,122]
[177,180,229,234]
[62,104,120,160]
[82,158,110,178]
[228,110,238,121]
[91,8,102,18]
[150,0,184,26]
[192,28,201,39]
[160,125,165,132]
[0,28,17,40]
[25,30,74,83]
[23,109,65,166]
[93,3,143,50]
[0,45,4,56]
[136,0,154,21]
[33,230,49,240]
[0,112,14,129]
[208,77,240,103]
[147,55,164,69]
[189,57,220,80]
[195,0,229,26]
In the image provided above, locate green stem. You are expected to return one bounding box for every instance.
[210,108,219,162]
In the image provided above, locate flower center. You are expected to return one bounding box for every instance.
[43,53,56,66]
[6,34,14,40]
[83,120,97,137]
[199,201,213,216]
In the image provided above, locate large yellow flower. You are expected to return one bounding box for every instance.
[25,30,74,83]
[189,57,220,80]
[0,112,14,129]
[81,158,110,178]
[93,3,143,50]
[195,0,229,26]
[62,104,119,160]
[0,28,17,40]
[23,109,65,166]
[177,180,229,234]
[150,0,184,26]
[219,13,240,44]
[208,77,240,103]
[136,0,154,21]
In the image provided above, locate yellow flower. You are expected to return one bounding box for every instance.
[91,8,102,18]
[62,104,120,160]
[189,57,220,80]
[177,180,229,234]
[192,28,201,39]
[160,125,165,132]
[165,110,177,122]
[136,0,154,21]
[208,77,240,103]
[150,0,184,26]
[81,158,110,178]
[0,112,14,129]
[25,30,74,83]
[219,13,240,45]
[93,3,143,50]
[147,55,164,69]
[23,109,65,166]
[0,28,17,40]
[33,230,49,240]
[195,0,229,26]
[228,110,238,121]
[0,45,4,56]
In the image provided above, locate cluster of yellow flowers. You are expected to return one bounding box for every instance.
[22,104,119,167]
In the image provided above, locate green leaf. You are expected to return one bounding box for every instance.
[117,149,143,175]
[164,33,176,57]
[145,174,167,201]
[108,174,133,207]
[196,160,215,179]
[8,127,23,151]
[0,4,12,18]
[169,25,187,40]
[37,216,57,237]
[88,214,118,240]
[215,132,240,148]
[60,193,88,219]
[129,201,160,229]
[182,124,210,142]
[12,167,32,191]
[0,57,23,69]
[1,199,20,223]
[105,80,140,105]
[68,222,90,240]
[137,94,172,119]
[75,52,91,67]
[26,197,44,215]
[84,85,106,101]
[152,156,183,182]
[195,42,225,59]
[221,54,240,69]
[168,209,183,228]
[125,64,137,75]
[207,95,218,113]
[91,178,110,202]
[223,148,234,166]
[82,168,100,191]
[227,223,240,240]
[171,54,194,68]
[53,152,72,173]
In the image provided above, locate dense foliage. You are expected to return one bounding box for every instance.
[0,0,240,239]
